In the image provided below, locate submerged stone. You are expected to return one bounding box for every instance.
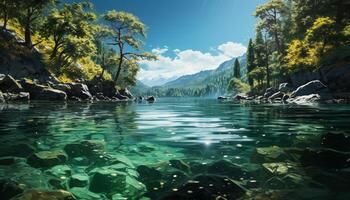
[0,179,24,200]
[169,160,191,173]
[89,168,127,194]
[27,150,67,168]
[69,174,89,188]
[300,148,350,168]
[64,140,105,158]
[45,165,72,178]
[69,187,107,200]
[10,189,76,200]
[123,176,146,198]
[251,146,291,163]
[207,159,246,179]
[159,175,246,200]
[0,157,15,166]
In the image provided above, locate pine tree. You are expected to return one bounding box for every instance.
[246,39,255,86]
[233,58,241,79]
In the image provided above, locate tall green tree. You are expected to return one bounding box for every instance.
[0,0,17,30]
[254,0,287,54]
[246,39,256,86]
[15,0,56,48]
[103,10,156,83]
[42,2,96,59]
[233,58,241,79]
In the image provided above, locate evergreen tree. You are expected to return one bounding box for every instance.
[233,58,241,79]
[246,39,256,86]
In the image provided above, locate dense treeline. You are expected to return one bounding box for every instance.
[230,0,350,95]
[0,0,155,87]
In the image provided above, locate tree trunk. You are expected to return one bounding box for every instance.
[24,9,32,48]
[115,56,123,83]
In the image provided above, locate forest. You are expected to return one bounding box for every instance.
[0,0,155,89]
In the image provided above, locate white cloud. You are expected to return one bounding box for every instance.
[138,42,247,86]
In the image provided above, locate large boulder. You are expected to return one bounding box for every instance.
[66,83,93,100]
[264,87,278,98]
[0,75,23,93]
[288,94,321,104]
[290,80,328,98]
[10,189,76,200]
[20,79,66,100]
[89,167,127,194]
[27,150,67,168]
[2,92,29,101]
[86,77,117,98]
[69,174,89,188]
[146,96,155,103]
[268,91,284,102]
[118,88,133,99]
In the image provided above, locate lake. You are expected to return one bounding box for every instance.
[0,98,350,200]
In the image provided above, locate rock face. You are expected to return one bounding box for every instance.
[290,80,328,98]
[67,83,93,100]
[20,79,67,101]
[0,75,23,93]
[10,189,76,200]
[27,150,67,168]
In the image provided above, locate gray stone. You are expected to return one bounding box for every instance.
[288,94,321,104]
[291,80,328,98]
[0,91,5,103]
[20,79,66,100]
[3,92,29,101]
[268,91,284,102]
[264,87,278,98]
[0,75,23,93]
[278,82,293,93]
[27,150,67,168]
[118,88,133,99]
[67,83,93,100]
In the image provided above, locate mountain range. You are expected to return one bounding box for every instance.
[131,55,247,97]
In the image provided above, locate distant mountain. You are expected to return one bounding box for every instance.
[143,55,247,97]
[130,80,150,96]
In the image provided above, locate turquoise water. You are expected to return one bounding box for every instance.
[0,98,350,199]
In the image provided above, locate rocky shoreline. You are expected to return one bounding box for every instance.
[0,74,156,103]
[219,79,350,105]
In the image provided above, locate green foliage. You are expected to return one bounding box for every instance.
[233,58,241,79]
[103,10,156,84]
[246,39,256,86]
[227,78,250,94]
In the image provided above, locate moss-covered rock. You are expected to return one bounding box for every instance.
[27,150,67,168]
[10,189,76,200]
[89,168,127,194]
[69,174,89,188]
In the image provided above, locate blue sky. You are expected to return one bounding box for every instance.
[69,0,266,86]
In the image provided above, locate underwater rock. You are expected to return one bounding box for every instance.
[137,165,162,190]
[159,175,246,200]
[71,157,90,166]
[0,179,24,200]
[10,189,76,200]
[321,132,350,152]
[27,150,67,168]
[300,148,350,168]
[207,160,246,179]
[89,168,127,194]
[251,146,291,163]
[69,187,107,200]
[45,165,72,179]
[64,140,105,158]
[0,143,34,157]
[124,175,146,199]
[0,75,23,93]
[69,174,89,188]
[169,160,191,173]
[0,157,15,166]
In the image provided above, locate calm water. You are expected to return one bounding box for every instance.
[0,98,350,199]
